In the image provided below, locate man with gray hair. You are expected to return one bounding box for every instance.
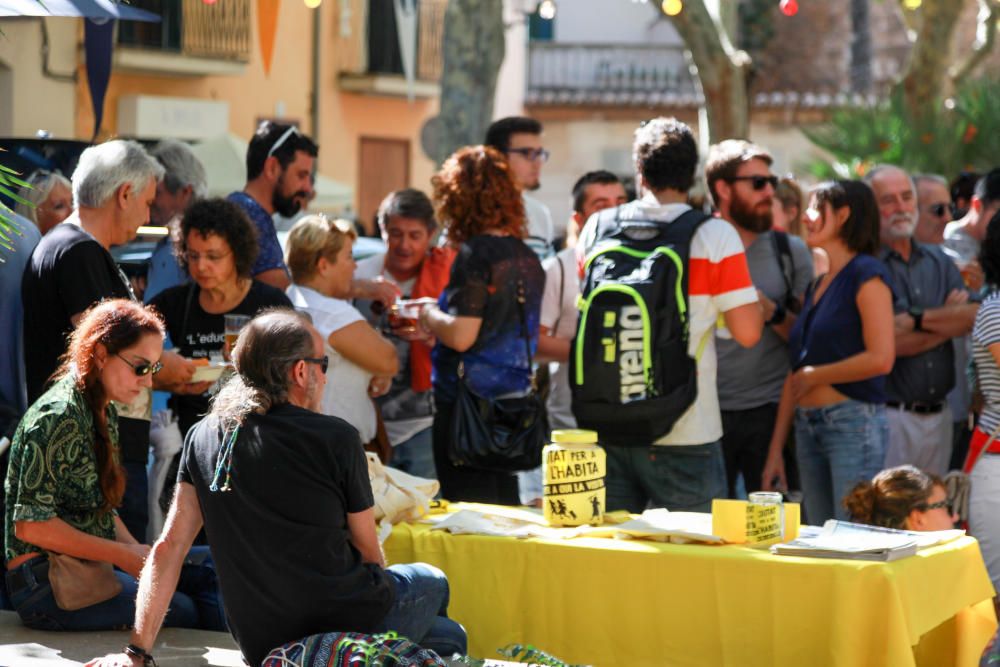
[145,139,208,301]
[913,174,953,246]
[868,164,979,475]
[88,309,467,667]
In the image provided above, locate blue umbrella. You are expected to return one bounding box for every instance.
[0,0,161,21]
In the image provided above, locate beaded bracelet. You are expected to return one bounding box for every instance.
[124,643,157,667]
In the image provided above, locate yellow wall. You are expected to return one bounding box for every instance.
[73,1,438,216]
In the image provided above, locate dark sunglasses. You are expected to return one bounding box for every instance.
[728,175,779,191]
[506,147,550,163]
[929,202,955,218]
[301,356,330,374]
[116,353,163,377]
[920,499,953,514]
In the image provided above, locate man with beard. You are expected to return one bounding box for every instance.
[706,141,814,497]
[485,116,555,259]
[867,165,979,475]
[228,122,318,290]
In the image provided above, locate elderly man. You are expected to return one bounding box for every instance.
[144,139,208,302]
[868,165,979,475]
[86,310,466,667]
[913,174,953,246]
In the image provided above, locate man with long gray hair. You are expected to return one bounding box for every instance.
[89,309,467,667]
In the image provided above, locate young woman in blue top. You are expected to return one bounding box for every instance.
[762,180,895,523]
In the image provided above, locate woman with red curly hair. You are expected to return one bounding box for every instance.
[418,146,545,504]
[4,299,224,632]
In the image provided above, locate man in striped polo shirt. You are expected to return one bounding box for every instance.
[579,118,763,513]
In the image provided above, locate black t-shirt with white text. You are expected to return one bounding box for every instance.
[178,404,394,667]
[150,281,292,435]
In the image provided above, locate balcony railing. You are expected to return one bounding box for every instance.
[116,0,251,62]
[417,0,446,81]
[526,42,702,107]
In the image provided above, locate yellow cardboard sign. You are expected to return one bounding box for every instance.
[543,443,606,527]
[711,498,800,544]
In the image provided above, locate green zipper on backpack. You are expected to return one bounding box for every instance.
[582,244,687,320]
[575,283,653,387]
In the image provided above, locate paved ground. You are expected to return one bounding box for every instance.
[0,610,243,666]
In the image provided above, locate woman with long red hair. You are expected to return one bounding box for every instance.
[4,299,224,631]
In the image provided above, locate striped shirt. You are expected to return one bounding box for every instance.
[579,197,757,445]
[972,290,1000,434]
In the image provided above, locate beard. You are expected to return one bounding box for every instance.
[885,211,917,239]
[729,194,773,233]
[273,187,307,218]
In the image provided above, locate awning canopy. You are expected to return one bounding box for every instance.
[0,0,161,21]
[190,133,354,213]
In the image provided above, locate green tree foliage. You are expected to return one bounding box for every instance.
[803,77,1000,180]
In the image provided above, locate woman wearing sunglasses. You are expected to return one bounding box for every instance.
[4,299,225,632]
[843,465,957,531]
[284,215,399,453]
[761,180,896,523]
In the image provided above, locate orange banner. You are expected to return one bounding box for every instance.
[257,0,280,76]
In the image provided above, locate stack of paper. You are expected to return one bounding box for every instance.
[771,519,964,561]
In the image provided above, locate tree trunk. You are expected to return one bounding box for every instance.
[660,1,750,142]
[894,0,965,117]
[849,0,872,95]
[421,0,505,165]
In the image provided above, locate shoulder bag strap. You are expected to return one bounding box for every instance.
[772,230,795,307]
[969,420,1000,474]
[552,254,567,333]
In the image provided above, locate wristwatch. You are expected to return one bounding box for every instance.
[908,305,924,332]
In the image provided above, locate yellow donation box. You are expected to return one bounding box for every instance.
[543,429,606,526]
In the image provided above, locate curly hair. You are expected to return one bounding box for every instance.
[432,145,526,245]
[54,299,165,513]
[177,198,259,279]
[843,465,942,530]
[633,117,699,194]
[979,208,1000,287]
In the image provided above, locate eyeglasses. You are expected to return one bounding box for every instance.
[920,499,953,514]
[507,147,550,163]
[267,125,302,158]
[929,202,954,218]
[301,356,329,374]
[727,175,779,191]
[183,250,232,264]
[116,353,163,377]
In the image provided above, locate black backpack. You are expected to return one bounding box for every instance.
[570,206,711,446]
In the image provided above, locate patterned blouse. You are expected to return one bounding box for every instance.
[4,374,119,563]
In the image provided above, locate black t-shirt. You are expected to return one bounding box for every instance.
[21,223,133,403]
[178,404,394,667]
[149,281,292,435]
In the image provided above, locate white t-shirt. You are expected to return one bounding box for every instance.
[286,284,376,442]
[540,247,581,429]
[578,196,758,446]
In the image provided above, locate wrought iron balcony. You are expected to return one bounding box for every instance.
[526,42,702,107]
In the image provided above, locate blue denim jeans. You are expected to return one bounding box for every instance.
[795,400,888,524]
[376,563,467,658]
[5,546,227,632]
[391,426,438,482]
[605,440,727,513]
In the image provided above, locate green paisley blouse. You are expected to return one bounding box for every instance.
[4,374,119,563]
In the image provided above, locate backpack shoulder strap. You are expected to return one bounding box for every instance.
[772,230,795,305]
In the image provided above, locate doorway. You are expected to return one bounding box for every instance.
[358,137,410,236]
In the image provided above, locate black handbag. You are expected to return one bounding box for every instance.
[449,280,548,472]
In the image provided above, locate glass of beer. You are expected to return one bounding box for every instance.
[224,314,250,359]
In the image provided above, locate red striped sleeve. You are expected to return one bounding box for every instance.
[689,253,753,297]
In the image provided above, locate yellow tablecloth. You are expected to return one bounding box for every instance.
[385,511,997,667]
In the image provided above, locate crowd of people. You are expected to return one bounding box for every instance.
[1,112,998,664]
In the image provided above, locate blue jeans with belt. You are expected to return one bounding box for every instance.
[795,400,888,524]
[5,545,227,632]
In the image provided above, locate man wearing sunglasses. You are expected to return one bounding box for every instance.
[913,174,954,246]
[868,165,980,477]
[706,140,814,498]
[228,122,319,291]
[485,116,555,260]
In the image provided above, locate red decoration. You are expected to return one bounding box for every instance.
[780,0,798,16]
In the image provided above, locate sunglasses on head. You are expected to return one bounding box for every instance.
[301,356,330,374]
[727,175,779,191]
[267,125,302,158]
[116,353,163,377]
